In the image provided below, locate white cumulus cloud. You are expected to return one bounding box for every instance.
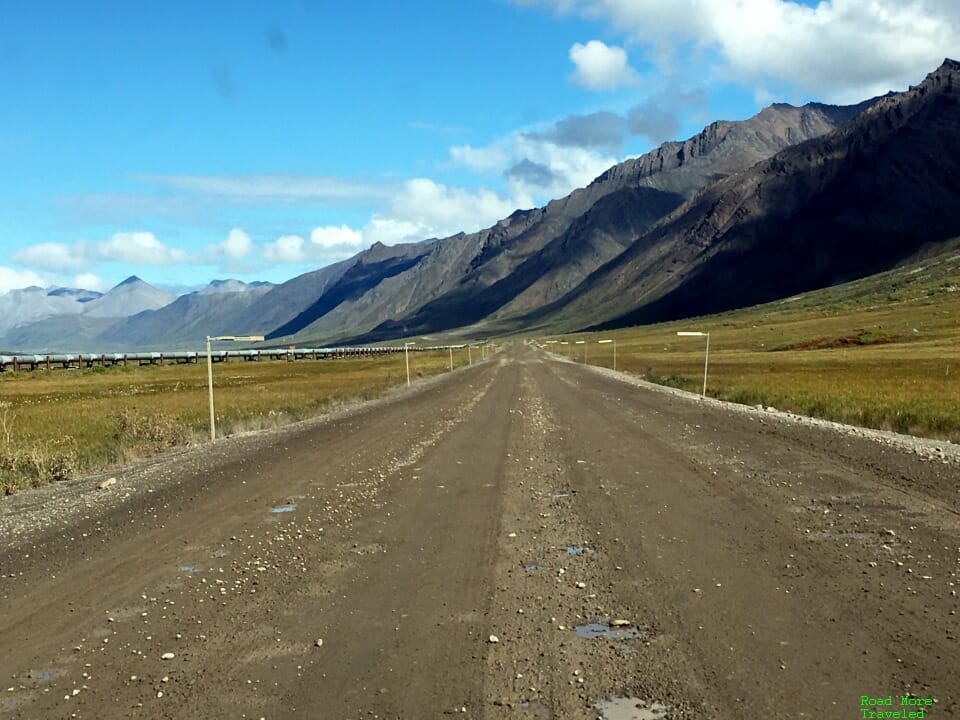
[450,122,619,204]
[10,232,191,274]
[261,180,526,256]
[72,273,108,292]
[310,225,364,249]
[262,226,367,265]
[220,228,253,260]
[321,178,524,249]
[361,218,423,247]
[96,232,189,266]
[263,235,307,264]
[0,266,45,294]
[448,144,512,173]
[569,40,640,91]
[520,0,959,103]
[10,242,87,271]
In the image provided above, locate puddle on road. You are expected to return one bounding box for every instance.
[178,565,201,573]
[574,623,644,640]
[213,549,229,558]
[813,498,926,519]
[518,699,547,714]
[30,669,64,683]
[815,532,877,541]
[104,606,147,622]
[351,543,386,555]
[595,697,671,719]
[816,497,907,512]
[566,545,588,555]
[271,504,296,513]
[522,562,549,571]
[550,492,570,499]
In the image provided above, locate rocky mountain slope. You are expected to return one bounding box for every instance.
[81,276,176,318]
[0,286,102,337]
[0,277,174,349]
[2,278,257,351]
[274,99,869,344]
[18,96,854,351]
[7,61,959,350]
[531,59,960,332]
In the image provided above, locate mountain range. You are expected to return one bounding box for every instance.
[3,59,959,352]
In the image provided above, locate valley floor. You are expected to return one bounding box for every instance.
[0,344,957,718]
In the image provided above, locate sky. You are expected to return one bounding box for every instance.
[0,0,957,295]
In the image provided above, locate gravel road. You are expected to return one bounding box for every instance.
[1,343,957,719]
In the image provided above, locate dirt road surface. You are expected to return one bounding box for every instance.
[2,344,958,719]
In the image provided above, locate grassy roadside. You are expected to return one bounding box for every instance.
[0,349,464,493]
[543,252,960,442]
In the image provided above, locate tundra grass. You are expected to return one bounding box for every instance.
[545,252,960,442]
[0,350,462,492]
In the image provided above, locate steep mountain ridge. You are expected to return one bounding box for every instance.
[531,59,960,331]
[0,287,101,336]
[0,277,173,347]
[589,100,874,196]
[9,61,957,351]
[282,99,868,344]
[198,279,275,295]
[82,276,176,318]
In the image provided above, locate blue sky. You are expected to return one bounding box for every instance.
[1,0,956,294]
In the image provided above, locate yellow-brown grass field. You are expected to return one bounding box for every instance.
[0,349,464,492]
[543,251,960,443]
[4,251,960,494]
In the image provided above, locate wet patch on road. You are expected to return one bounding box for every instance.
[351,542,386,555]
[102,605,149,622]
[812,497,927,519]
[518,699,548,714]
[573,622,646,640]
[521,562,549,571]
[271,504,296,513]
[179,565,201,573]
[813,531,879,541]
[28,668,65,683]
[1,696,23,710]
[595,697,671,719]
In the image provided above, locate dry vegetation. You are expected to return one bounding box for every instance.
[546,252,960,442]
[0,349,463,492]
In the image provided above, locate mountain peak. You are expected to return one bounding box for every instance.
[198,279,273,295]
[81,275,175,319]
[916,58,960,89]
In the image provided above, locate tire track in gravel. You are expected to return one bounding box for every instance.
[0,362,502,719]
[478,360,711,719]
[2,344,958,720]
[533,353,959,719]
